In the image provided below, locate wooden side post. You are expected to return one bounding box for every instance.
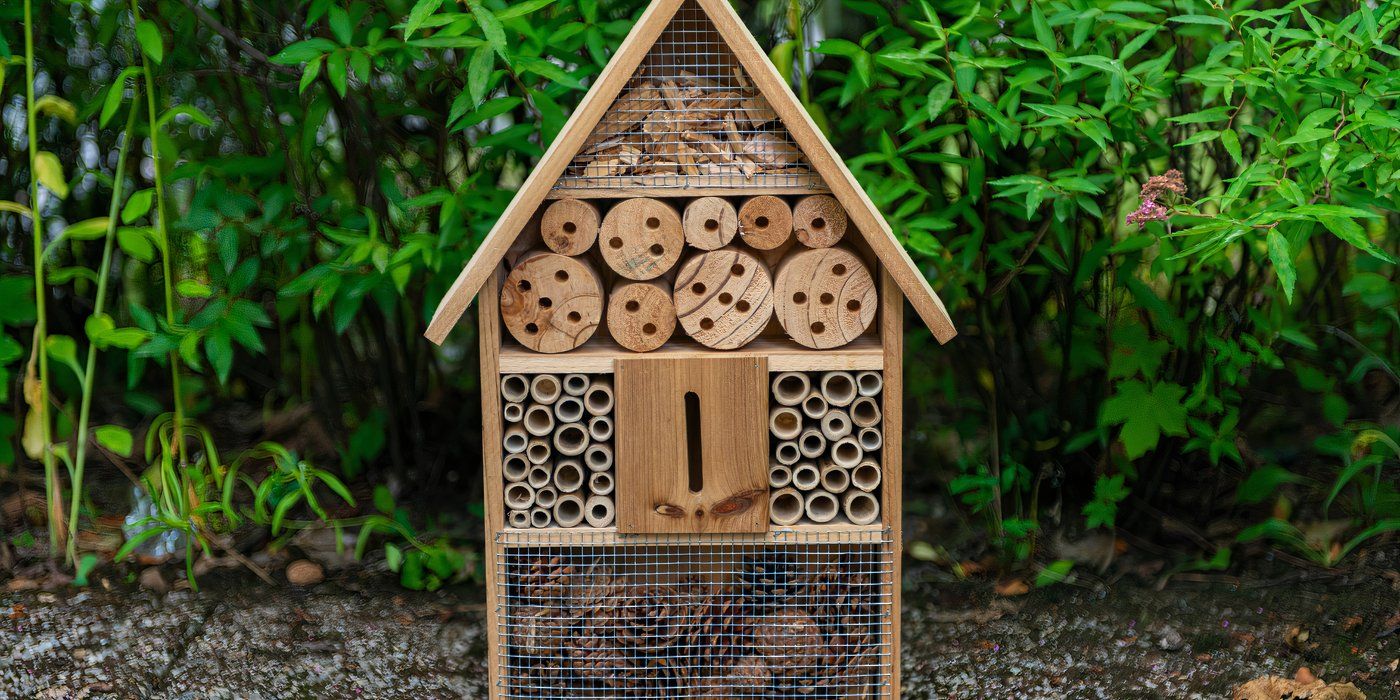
[879,268,902,700]
[478,268,506,700]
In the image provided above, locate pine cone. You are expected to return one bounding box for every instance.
[739,549,800,613]
[509,605,573,657]
[698,654,771,697]
[508,554,578,606]
[752,607,825,687]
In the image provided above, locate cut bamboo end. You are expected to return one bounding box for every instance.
[791,462,821,491]
[774,247,878,350]
[599,198,684,280]
[523,405,555,437]
[771,372,811,407]
[820,409,852,441]
[584,443,614,472]
[554,396,585,424]
[540,198,601,256]
[587,415,614,442]
[527,439,552,466]
[535,486,559,509]
[831,436,863,469]
[608,280,676,352]
[501,374,530,403]
[584,379,614,416]
[502,252,604,353]
[804,490,839,524]
[770,488,804,526]
[852,460,882,492]
[507,509,530,529]
[584,495,615,528]
[683,196,739,250]
[820,463,850,494]
[503,402,524,423]
[820,371,858,408]
[858,426,883,452]
[562,373,591,397]
[553,494,585,528]
[672,247,774,350]
[526,464,552,489]
[856,370,883,397]
[504,426,528,454]
[529,375,563,405]
[792,194,849,248]
[554,460,585,493]
[798,428,826,460]
[844,491,880,525]
[588,470,614,496]
[503,453,530,483]
[530,507,553,529]
[769,463,793,489]
[850,396,882,428]
[774,440,801,466]
[769,406,803,440]
[553,422,590,457]
[801,390,828,420]
[738,195,793,250]
[504,483,535,510]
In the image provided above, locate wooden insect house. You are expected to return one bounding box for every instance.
[425,0,956,696]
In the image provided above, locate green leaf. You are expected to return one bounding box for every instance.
[95,425,134,457]
[118,227,156,263]
[1320,217,1398,263]
[1221,129,1242,166]
[34,95,77,123]
[272,38,338,65]
[45,335,82,379]
[329,6,353,45]
[73,553,99,587]
[0,200,32,217]
[925,80,954,122]
[1035,560,1074,587]
[136,20,164,64]
[122,189,154,224]
[1168,14,1230,27]
[466,0,509,64]
[176,279,212,298]
[385,542,404,571]
[35,151,68,199]
[402,0,444,38]
[61,217,111,241]
[1100,380,1188,458]
[467,44,493,106]
[1266,229,1295,303]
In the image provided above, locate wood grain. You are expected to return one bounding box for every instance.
[672,247,773,350]
[682,196,739,250]
[476,270,506,700]
[774,247,878,349]
[540,198,600,256]
[501,252,604,353]
[737,195,792,250]
[598,197,684,280]
[792,194,848,248]
[880,268,903,700]
[607,279,676,352]
[499,335,883,373]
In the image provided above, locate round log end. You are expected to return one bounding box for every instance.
[599,198,683,280]
[683,196,739,250]
[793,194,849,248]
[738,195,793,250]
[607,281,677,352]
[672,247,774,350]
[501,252,604,353]
[540,198,601,256]
[774,247,878,349]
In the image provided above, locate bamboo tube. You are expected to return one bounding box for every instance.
[771,372,811,407]
[798,429,826,459]
[769,488,803,526]
[804,490,839,524]
[738,195,793,250]
[599,198,684,280]
[530,507,553,529]
[852,460,882,492]
[502,252,604,353]
[584,379,614,416]
[801,390,828,420]
[775,440,801,466]
[588,415,613,442]
[553,494,585,528]
[503,426,528,454]
[523,405,555,437]
[501,374,530,403]
[503,453,530,483]
[774,247,878,350]
[527,463,552,489]
[608,280,676,352]
[850,396,882,428]
[858,427,883,452]
[553,422,590,457]
[503,402,524,423]
[505,483,535,510]
[672,247,774,350]
[820,409,852,441]
[820,463,850,494]
[507,509,530,529]
[769,406,803,440]
[792,194,849,248]
[856,371,883,397]
[585,495,615,528]
[526,439,552,465]
[769,463,793,489]
[529,374,562,405]
[683,196,739,250]
[830,436,863,468]
[563,373,591,396]
[584,443,613,472]
[820,371,858,407]
[535,486,559,509]
[554,460,585,494]
[541,198,600,256]
[588,471,614,496]
[554,396,585,423]
[844,491,880,525]
[791,462,821,491]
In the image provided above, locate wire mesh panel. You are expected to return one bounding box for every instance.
[494,529,894,698]
[556,1,823,192]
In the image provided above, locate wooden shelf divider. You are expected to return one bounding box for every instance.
[498,522,888,547]
[547,184,831,200]
[498,335,883,374]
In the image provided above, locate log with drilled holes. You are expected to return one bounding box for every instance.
[501,252,604,353]
[672,247,774,350]
[737,195,792,250]
[773,247,878,349]
[599,198,683,280]
[607,280,677,352]
[792,194,848,248]
[682,196,739,250]
[540,198,601,256]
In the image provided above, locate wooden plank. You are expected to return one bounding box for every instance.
[498,334,883,373]
[547,184,830,200]
[497,522,890,546]
[879,268,903,700]
[478,268,506,700]
[615,355,770,533]
[424,0,688,344]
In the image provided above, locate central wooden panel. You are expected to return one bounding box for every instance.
[616,355,769,533]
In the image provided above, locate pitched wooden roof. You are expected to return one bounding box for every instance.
[425,0,956,345]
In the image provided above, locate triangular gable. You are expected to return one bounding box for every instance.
[426,0,956,345]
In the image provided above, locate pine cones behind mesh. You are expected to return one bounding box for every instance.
[506,554,579,606]
[570,583,701,691]
[738,549,800,613]
[752,607,825,689]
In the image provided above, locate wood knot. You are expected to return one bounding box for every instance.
[654,503,686,518]
[711,489,765,517]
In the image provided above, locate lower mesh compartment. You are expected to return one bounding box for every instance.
[494,530,894,698]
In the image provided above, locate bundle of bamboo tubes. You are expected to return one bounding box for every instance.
[502,373,616,528]
[768,370,884,527]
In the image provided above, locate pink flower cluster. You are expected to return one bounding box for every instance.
[1126,169,1186,226]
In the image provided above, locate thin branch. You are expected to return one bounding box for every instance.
[176,0,300,76]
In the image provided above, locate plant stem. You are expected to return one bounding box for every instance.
[65,97,142,566]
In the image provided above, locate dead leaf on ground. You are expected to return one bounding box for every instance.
[1233,669,1366,700]
[994,578,1030,597]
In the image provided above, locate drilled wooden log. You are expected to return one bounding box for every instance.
[502,252,604,353]
[774,247,878,349]
[683,196,739,250]
[599,198,683,280]
[738,195,792,250]
[607,280,676,352]
[672,247,773,350]
[541,198,601,256]
[792,194,848,248]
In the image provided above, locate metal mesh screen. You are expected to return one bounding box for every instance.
[494,529,894,698]
[556,1,821,192]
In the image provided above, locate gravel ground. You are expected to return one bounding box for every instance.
[3,565,1397,699]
